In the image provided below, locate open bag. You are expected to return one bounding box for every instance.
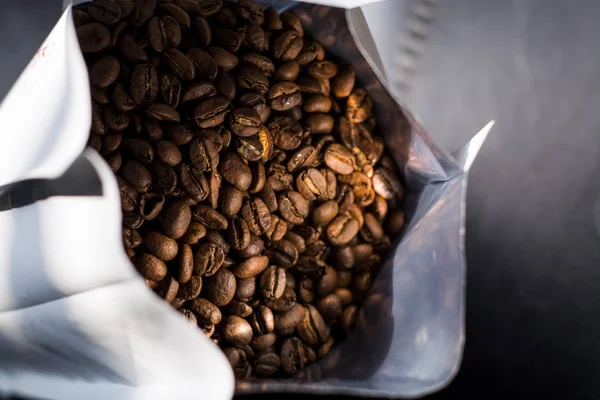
[0,0,491,399]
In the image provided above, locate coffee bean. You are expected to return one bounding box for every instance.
[180,308,197,324]
[92,86,110,105]
[278,191,309,225]
[166,125,192,146]
[148,15,181,53]
[292,224,321,246]
[194,95,231,128]
[218,152,252,191]
[161,201,191,239]
[164,48,196,80]
[386,210,405,235]
[303,94,332,113]
[269,116,303,151]
[263,239,298,269]
[143,230,178,261]
[156,274,180,303]
[331,65,355,98]
[237,65,269,94]
[269,82,302,112]
[203,268,236,306]
[123,211,144,229]
[280,337,305,374]
[178,275,203,300]
[189,137,219,172]
[121,159,151,193]
[130,64,158,105]
[337,270,352,289]
[352,271,372,301]
[117,176,137,212]
[136,253,167,281]
[297,304,328,346]
[224,347,251,379]
[178,162,209,202]
[90,56,120,88]
[326,213,360,246]
[241,197,272,236]
[235,277,256,302]
[259,265,286,300]
[193,241,225,276]
[264,6,282,30]
[264,215,288,241]
[208,169,222,209]
[149,159,177,194]
[296,40,323,66]
[266,163,293,192]
[119,35,148,64]
[237,235,264,259]
[251,332,277,351]
[257,182,278,213]
[296,167,326,201]
[104,106,129,131]
[298,276,314,303]
[324,143,355,175]
[273,30,303,61]
[208,46,239,71]
[305,113,334,134]
[192,205,228,230]
[73,9,91,27]
[226,300,253,317]
[246,161,266,194]
[177,243,194,283]
[228,107,261,137]
[77,22,111,53]
[195,15,212,45]
[249,305,274,335]
[312,200,339,227]
[227,216,251,251]
[372,167,403,200]
[159,3,191,30]
[360,212,384,244]
[274,61,301,82]
[146,103,180,122]
[223,315,253,346]
[123,227,142,249]
[286,146,316,174]
[275,303,304,335]
[232,255,269,278]
[188,48,218,80]
[101,131,122,153]
[254,352,280,377]
[180,221,207,245]
[189,298,222,325]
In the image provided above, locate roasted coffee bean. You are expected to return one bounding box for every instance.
[90,56,120,88]
[194,95,231,128]
[352,271,372,300]
[203,268,236,306]
[296,167,326,201]
[265,286,296,312]
[217,184,243,216]
[264,6,282,30]
[178,275,203,300]
[148,15,181,52]
[146,103,180,122]
[149,159,177,194]
[269,116,303,151]
[189,137,219,172]
[226,300,253,317]
[157,73,182,107]
[161,201,191,239]
[117,176,137,212]
[275,303,304,335]
[235,0,264,24]
[312,200,339,227]
[121,159,151,193]
[155,274,180,303]
[104,106,129,131]
[257,182,278,213]
[111,82,135,111]
[120,35,148,64]
[387,210,405,235]
[280,337,305,374]
[189,298,222,325]
[123,227,142,249]
[324,143,355,175]
[73,9,92,27]
[264,215,288,241]
[304,240,329,260]
[194,241,225,276]
[77,22,110,53]
[178,162,209,202]
[232,255,269,278]
[228,107,261,137]
[292,224,321,245]
[316,293,343,323]
[92,86,110,105]
[298,276,315,303]
[213,28,241,52]
[224,347,251,379]
[195,15,212,45]
[237,235,264,259]
[177,243,194,283]
[268,82,302,112]
[373,167,403,200]
[142,118,163,142]
[238,92,270,124]
[130,64,158,105]
[180,221,207,244]
[241,54,275,78]
[254,352,280,377]
[283,231,306,254]
[192,205,228,230]
[227,216,251,251]
[218,152,252,191]
[235,135,263,162]
[266,163,293,192]
[297,304,328,346]
[164,48,196,80]
[273,30,303,61]
[249,305,274,335]
[287,146,316,173]
[263,239,298,270]
[208,46,239,71]
[240,197,271,236]
[187,48,218,80]
[295,256,327,277]
[326,213,360,246]
[101,131,122,153]
[159,3,191,29]
[237,65,269,94]
[360,213,384,244]
[346,88,373,124]
[156,140,181,166]
[235,277,256,302]
[208,169,222,209]
[205,228,230,253]
[259,265,286,300]
[223,315,253,346]
[246,161,266,194]
[332,65,355,98]
[303,94,332,113]
[296,75,328,95]
[136,252,167,281]
[305,113,334,134]
[123,210,144,229]
[337,270,352,289]
[278,191,309,225]
[213,71,236,99]
[166,125,193,145]
[139,192,165,220]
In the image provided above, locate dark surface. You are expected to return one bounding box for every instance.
[2,0,600,399]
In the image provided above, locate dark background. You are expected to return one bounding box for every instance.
[2,0,600,399]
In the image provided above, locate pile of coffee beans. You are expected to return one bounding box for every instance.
[78,0,405,378]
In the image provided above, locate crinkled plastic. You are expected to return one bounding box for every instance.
[0,1,490,399]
